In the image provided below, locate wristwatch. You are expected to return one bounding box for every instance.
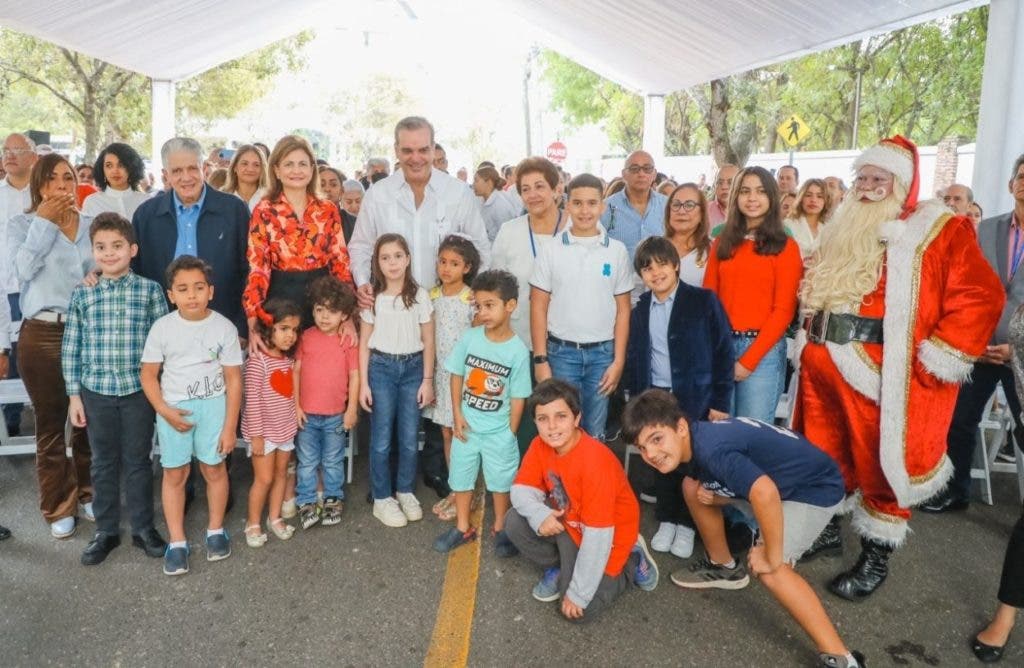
[532,354,548,365]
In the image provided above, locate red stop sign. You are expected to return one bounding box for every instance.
[546,141,567,164]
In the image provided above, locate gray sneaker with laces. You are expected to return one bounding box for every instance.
[670,556,750,590]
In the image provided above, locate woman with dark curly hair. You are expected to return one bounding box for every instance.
[82,142,149,220]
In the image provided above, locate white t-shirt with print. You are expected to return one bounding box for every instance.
[141,310,244,403]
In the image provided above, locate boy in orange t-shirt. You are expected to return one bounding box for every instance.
[505,378,658,622]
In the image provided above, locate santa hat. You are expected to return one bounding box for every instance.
[853,135,920,219]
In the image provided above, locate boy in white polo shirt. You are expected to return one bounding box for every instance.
[529,173,632,441]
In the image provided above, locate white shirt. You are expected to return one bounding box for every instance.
[349,168,490,289]
[226,187,266,213]
[530,226,633,344]
[81,186,150,221]
[141,310,243,403]
[491,213,567,348]
[360,286,433,355]
[787,216,821,260]
[0,178,30,294]
[678,247,708,287]
[481,190,520,242]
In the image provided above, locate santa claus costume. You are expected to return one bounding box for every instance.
[792,136,1004,600]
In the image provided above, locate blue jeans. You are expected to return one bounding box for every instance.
[732,335,787,423]
[295,413,348,504]
[368,351,423,500]
[547,338,613,440]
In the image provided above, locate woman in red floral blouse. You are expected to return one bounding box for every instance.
[243,135,353,353]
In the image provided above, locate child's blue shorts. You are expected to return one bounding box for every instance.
[157,395,227,468]
[448,428,520,493]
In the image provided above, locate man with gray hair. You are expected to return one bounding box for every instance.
[360,158,390,190]
[132,137,250,337]
[942,183,974,215]
[341,179,365,218]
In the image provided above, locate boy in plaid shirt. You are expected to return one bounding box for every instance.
[63,213,168,566]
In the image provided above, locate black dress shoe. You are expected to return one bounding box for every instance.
[920,489,969,513]
[424,475,451,499]
[801,516,843,562]
[971,634,1005,663]
[131,528,167,558]
[0,524,10,541]
[81,533,121,565]
[829,538,892,601]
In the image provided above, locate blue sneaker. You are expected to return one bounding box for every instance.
[633,535,659,591]
[433,526,477,553]
[163,545,190,576]
[493,530,519,558]
[532,567,561,602]
[206,531,231,562]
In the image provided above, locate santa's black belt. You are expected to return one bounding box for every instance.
[803,311,883,345]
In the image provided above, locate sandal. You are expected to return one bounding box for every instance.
[267,517,295,541]
[432,494,455,519]
[244,524,267,548]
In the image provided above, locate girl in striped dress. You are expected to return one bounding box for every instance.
[243,299,302,547]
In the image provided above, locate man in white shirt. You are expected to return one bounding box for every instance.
[348,116,490,500]
[708,164,738,232]
[0,133,37,436]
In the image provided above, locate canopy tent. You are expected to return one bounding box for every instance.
[0,0,1018,212]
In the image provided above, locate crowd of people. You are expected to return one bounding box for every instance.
[1,115,1023,667]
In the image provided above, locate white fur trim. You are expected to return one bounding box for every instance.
[854,143,914,187]
[918,339,975,383]
[826,342,880,402]
[851,499,909,548]
[839,491,861,515]
[878,220,906,244]
[879,201,953,507]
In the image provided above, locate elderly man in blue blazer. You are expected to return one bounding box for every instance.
[132,137,250,339]
[625,236,734,558]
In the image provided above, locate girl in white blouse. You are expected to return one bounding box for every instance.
[786,178,832,261]
[81,142,149,220]
[222,144,268,213]
[664,183,712,287]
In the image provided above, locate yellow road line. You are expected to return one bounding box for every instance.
[424,487,486,668]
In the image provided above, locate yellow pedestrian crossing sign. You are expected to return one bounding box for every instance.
[778,114,811,147]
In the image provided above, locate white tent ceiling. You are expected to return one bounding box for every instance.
[0,0,987,92]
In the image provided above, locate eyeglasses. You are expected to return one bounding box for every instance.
[1,148,33,157]
[626,165,655,174]
[670,199,699,212]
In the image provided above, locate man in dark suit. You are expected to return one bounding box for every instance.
[925,154,1024,512]
[132,137,250,339]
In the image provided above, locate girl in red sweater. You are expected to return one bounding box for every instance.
[703,166,802,423]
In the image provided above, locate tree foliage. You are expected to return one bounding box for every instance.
[0,29,311,160]
[540,6,987,165]
[324,73,418,166]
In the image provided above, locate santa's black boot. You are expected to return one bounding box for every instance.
[800,515,843,562]
[828,537,892,601]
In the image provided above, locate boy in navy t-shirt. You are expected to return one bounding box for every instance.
[622,389,864,668]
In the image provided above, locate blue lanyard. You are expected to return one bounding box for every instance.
[1011,225,1024,280]
[528,210,563,258]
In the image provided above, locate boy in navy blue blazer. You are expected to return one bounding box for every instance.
[626,236,734,558]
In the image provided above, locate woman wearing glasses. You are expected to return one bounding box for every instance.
[664,183,712,287]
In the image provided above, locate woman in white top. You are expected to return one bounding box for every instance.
[490,157,568,349]
[81,142,149,220]
[473,166,521,242]
[786,178,832,261]
[222,144,268,212]
[664,183,712,287]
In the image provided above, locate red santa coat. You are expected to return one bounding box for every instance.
[793,201,1004,541]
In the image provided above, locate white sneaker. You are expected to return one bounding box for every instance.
[80,502,95,522]
[50,516,76,539]
[670,525,696,559]
[281,497,297,519]
[396,492,423,522]
[650,522,677,552]
[373,498,408,527]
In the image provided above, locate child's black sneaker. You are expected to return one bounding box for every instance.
[670,556,749,590]
[299,503,322,530]
[321,498,343,526]
[493,529,519,558]
[433,526,477,553]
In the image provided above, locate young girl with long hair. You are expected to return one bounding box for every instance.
[359,234,436,528]
[703,166,803,423]
[787,178,833,260]
[243,299,302,547]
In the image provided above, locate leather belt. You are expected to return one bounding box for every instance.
[547,335,608,350]
[803,311,883,345]
[30,310,67,323]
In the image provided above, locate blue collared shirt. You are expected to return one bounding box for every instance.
[600,189,668,260]
[649,288,674,388]
[173,185,207,258]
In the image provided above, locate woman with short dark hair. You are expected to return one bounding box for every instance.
[82,142,148,220]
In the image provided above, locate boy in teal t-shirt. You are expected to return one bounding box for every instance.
[434,270,532,555]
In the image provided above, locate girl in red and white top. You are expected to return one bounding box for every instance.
[242,298,302,547]
[703,166,803,424]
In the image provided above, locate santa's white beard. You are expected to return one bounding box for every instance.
[800,189,905,314]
